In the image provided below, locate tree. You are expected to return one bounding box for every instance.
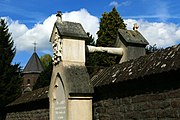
[33,54,52,90]
[85,32,95,46]
[85,32,99,75]
[0,19,22,109]
[40,54,52,69]
[96,7,126,66]
[97,7,126,47]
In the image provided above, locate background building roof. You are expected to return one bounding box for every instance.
[7,86,49,107]
[23,52,44,73]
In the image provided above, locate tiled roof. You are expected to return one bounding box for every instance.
[7,86,49,107]
[23,52,44,73]
[91,44,180,87]
[8,44,180,106]
[55,21,88,39]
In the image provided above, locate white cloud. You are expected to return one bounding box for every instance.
[5,9,99,53]
[62,8,99,40]
[109,1,119,7]
[109,1,130,7]
[119,1,130,7]
[4,9,180,54]
[8,14,56,53]
[124,19,180,48]
[9,21,28,39]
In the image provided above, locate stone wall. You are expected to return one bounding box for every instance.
[94,88,180,120]
[6,109,49,120]
[5,86,49,120]
[93,69,180,120]
[92,44,180,120]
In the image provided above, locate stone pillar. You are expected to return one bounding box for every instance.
[49,62,93,120]
[68,97,92,120]
[49,12,93,120]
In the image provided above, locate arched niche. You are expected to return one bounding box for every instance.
[53,74,67,120]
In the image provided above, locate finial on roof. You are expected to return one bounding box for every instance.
[56,11,63,23]
[33,41,37,52]
[133,23,139,31]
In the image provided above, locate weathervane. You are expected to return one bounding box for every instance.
[33,41,37,52]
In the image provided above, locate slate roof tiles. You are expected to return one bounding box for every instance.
[55,21,88,39]
[23,52,44,73]
[118,29,149,45]
[8,44,180,106]
[7,86,49,107]
[91,44,180,87]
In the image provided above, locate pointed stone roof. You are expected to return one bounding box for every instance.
[55,21,88,40]
[118,29,149,46]
[23,52,44,73]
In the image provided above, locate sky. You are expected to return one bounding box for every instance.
[0,0,180,68]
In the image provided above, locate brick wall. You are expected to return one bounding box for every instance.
[6,109,49,120]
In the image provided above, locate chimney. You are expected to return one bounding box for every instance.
[133,23,139,31]
[56,11,62,23]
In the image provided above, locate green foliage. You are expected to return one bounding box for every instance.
[86,32,95,46]
[85,8,127,75]
[97,7,126,47]
[40,54,52,69]
[96,7,126,66]
[0,19,22,109]
[33,54,52,90]
[85,32,98,75]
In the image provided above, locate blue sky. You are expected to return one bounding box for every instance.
[1,0,180,68]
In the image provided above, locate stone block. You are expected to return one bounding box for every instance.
[171,99,180,108]
[124,111,141,119]
[132,95,147,103]
[133,102,149,111]
[122,97,132,104]
[149,100,171,109]
[103,99,113,107]
[141,110,156,118]
[156,108,176,118]
[147,93,166,101]
[168,89,180,98]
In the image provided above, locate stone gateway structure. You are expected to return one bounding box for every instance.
[4,11,180,120]
[48,11,149,120]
